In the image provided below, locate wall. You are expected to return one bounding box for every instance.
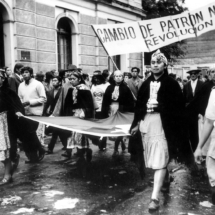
[15,0,56,73]
[2,0,145,74]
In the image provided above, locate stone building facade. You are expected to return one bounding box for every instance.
[0,0,145,75]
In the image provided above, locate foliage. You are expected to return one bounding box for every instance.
[142,0,188,64]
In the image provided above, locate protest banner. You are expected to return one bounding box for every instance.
[92,2,215,56]
[92,22,148,56]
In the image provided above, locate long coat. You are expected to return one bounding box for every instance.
[131,71,192,163]
[101,82,135,118]
[43,87,62,116]
[64,86,94,118]
[183,80,203,105]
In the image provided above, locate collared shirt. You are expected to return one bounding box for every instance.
[191,79,197,95]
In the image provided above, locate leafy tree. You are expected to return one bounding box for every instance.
[142,0,188,64]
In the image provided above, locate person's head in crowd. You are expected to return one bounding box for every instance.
[14,63,24,75]
[20,66,34,84]
[113,70,124,85]
[52,76,62,89]
[176,76,182,82]
[151,49,168,78]
[82,73,91,88]
[207,68,215,84]
[0,68,9,88]
[45,71,54,85]
[186,69,201,82]
[65,69,73,78]
[35,71,45,83]
[59,69,66,81]
[187,75,190,80]
[50,69,59,77]
[124,72,131,83]
[66,64,77,78]
[102,69,110,83]
[68,70,85,87]
[82,73,89,82]
[204,75,209,82]
[4,67,12,77]
[138,75,143,79]
[183,79,188,85]
[131,67,140,79]
[91,70,105,86]
[77,68,83,75]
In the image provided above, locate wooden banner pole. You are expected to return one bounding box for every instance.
[91,25,119,71]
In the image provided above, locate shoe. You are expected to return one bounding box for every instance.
[25,152,39,163]
[45,149,53,155]
[148,199,159,211]
[12,154,20,172]
[38,148,46,161]
[112,150,119,158]
[0,177,13,186]
[99,148,106,152]
[61,151,71,159]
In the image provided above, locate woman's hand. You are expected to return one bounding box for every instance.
[16,112,23,119]
[194,147,203,164]
[130,124,139,136]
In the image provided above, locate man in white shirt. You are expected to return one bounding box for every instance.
[18,66,46,163]
[183,69,203,151]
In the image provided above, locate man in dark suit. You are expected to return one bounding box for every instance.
[183,69,204,151]
[13,63,24,89]
[43,76,68,154]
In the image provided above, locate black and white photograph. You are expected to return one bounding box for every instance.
[0,0,215,214]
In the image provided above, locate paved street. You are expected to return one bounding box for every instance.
[0,138,215,215]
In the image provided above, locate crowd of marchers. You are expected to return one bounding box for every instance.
[0,50,215,212]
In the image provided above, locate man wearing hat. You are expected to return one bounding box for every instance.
[183,69,204,151]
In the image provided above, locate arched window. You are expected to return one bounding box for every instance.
[0,4,5,67]
[57,17,72,70]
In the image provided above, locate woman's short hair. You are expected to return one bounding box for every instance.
[207,68,215,75]
[45,71,54,83]
[71,71,85,84]
[52,75,62,83]
[113,70,124,77]
[131,67,140,73]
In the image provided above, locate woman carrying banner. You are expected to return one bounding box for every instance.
[63,71,94,164]
[90,70,110,151]
[0,69,24,185]
[102,70,134,156]
[130,50,193,211]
